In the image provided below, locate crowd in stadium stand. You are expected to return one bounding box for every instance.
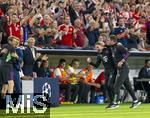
[0,0,150,107]
[0,0,150,50]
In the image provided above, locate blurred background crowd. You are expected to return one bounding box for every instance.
[0,0,150,51]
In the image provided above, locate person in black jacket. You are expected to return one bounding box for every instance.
[13,46,23,108]
[68,1,96,25]
[138,59,150,103]
[68,2,78,25]
[109,35,141,109]
[22,37,41,77]
[37,60,52,78]
[87,41,117,107]
[83,0,96,14]
[138,59,150,79]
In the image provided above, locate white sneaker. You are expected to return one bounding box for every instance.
[130,101,141,108]
[107,103,119,109]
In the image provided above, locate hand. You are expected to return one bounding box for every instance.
[87,57,92,63]
[1,84,8,98]
[91,79,95,83]
[79,71,86,77]
[42,54,48,61]
[68,80,73,83]
[95,83,101,88]
[3,33,7,36]
[125,28,129,34]
[11,52,19,58]
[100,16,105,22]
[36,53,41,59]
[1,48,8,54]
[83,80,87,84]
[60,29,67,36]
[33,72,37,78]
[117,32,125,38]
[117,61,123,68]
[46,28,52,34]
[50,39,57,45]
[68,0,74,5]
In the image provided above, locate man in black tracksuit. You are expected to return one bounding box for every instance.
[109,35,141,109]
[87,41,117,107]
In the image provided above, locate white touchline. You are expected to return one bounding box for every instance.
[50,112,150,116]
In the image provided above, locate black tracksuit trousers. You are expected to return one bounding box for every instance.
[104,69,117,104]
[113,64,137,102]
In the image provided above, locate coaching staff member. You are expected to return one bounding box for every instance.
[87,41,117,108]
[108,35,141,109]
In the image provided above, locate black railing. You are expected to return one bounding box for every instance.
[37,48,150,57]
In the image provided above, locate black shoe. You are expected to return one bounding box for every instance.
[105,104,112,109]
[76,101,81,104]
[130,101,141,108]
[107,103,119,109]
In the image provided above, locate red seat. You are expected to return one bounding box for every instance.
[95,71,105,84]
[95,71,105,92]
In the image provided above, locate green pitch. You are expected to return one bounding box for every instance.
[0,103,149,118]
[50,103,150,118]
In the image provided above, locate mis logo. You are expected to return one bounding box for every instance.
[6,82,52,114]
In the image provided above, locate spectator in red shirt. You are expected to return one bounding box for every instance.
[74,18,88,48]
[58,16,76,48]
[8,13,21,41]
[129,5,140,28]
[6,12,29,44]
